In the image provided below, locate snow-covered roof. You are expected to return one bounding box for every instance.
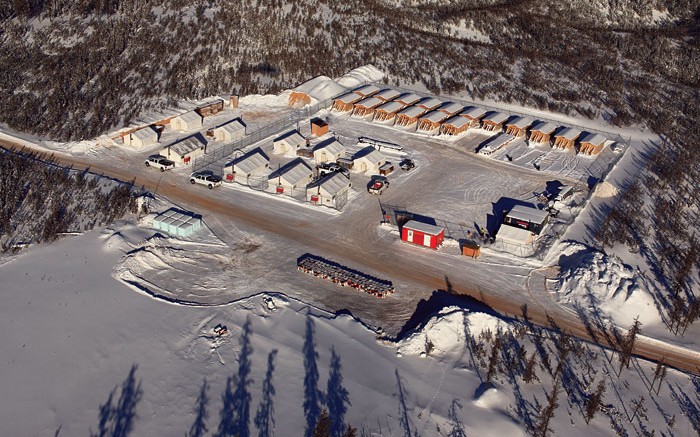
[335,65,385,88]
[215,118,246,135]
[292,76,348,101]
[353,146,386,164]
[497,224,533,245]
[480,133,515,151]
[555,127,582,141]
[197,98,224,109]
[579,132,607,145]
[530,121,557,134]
[375,101,404,114]
[483,112,509,125]
[226,148,269,174]
[506,116,534,129]
[169,133,207,156]
[312,137,345,156]
[397,105,426,118]
[271,159,312,186]
[439,102,464,115]
[442,115,470,128]
[506,205,549,224]
[354,96,383,109]
[153,208,201,230]
[352,84,380,97]
[417,97,442,110]
[404,220,444,236]
[132,126,158,141]
[176,111,202,124]
[311,172,351,197]
[334,92,363,105]
[396,93,422,106]
[460,106,487,120]
[374,89,401,101]
[274,130,305,147]
[420,110,450,123]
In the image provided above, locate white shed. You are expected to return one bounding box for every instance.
[273,130,306,156]
[352,146,387,174]
[170,111,203,132]
[224,148,269,181]
[123,126,159,148]
[312,138,346,163]
[160,133,208,164]
[307,172,352,208]
[213,118,246,142]
[269,158,313,192]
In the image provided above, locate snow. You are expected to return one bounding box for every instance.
[335,65,385,88]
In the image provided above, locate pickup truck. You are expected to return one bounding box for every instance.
[189,172,223,189]
[367,176,389,195]
[145,155,175,171]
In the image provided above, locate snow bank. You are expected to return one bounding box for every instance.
[239,93,289,108]
[554,242,659,327]
[335,65,385,89]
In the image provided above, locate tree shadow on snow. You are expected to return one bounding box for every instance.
[216,318,253,437]
[395,368,417,437]
[187,379,209,437]
[90,364,143,437]
[254,349,278,437]
[326,347,351,437]
[303,316,323,437]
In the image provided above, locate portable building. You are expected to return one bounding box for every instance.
[578,132,607,155]
[373,101,404,123]
[352,84,380,98]
[352,96,384,117]
[395,93,422,107]
[273,130,306,156]
[152,208,202,237]
[440,115,471,136]
[553,127,582,150]
[288,76,347,107]
[461,240,481,258]
[529,121,558,144]
[460,106,487,128]
[496,224,534,247]
[352,146,387,174]
[416,97,443,112]
[503,205,549,235]
[310,118,329,137]
[312,137,346,163]
[196,99,224,118]
[160,133,207,164]
[395,105,426,127]
[417,110,450,132]
[481,112,509,132]
[170,111,203,132]
[401,220,445,250]
[374,89,401,102]
[123,126,159,148]
[505,116,534,137]
[213,118,246,142]
[307,172,352,208]
[478,133,515,155]
[269,158,313,192]
[223,148,269,182]
[331,92,363,112]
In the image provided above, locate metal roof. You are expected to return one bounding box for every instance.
[274,130,305,147]
[353,146,386,165]
[215,118,245,136]
[579,132,607,145]
[311,172,351,196]
[404,220,444,235]
[395,93,422,106]
[169,133,207,156]
[354,96,383,109]
[439,102,464,115]
[506,116,534,129]
[335,92,363,104]
[176,111,202,125]
[375,101,404,114]
[312,138,346,156]
[352,84,380,96]
[227,148,269,175]
[397,105,426,118]
[417,97,442,110]
[442,115,470,128]
[506,205,549,224]
[556,127,582,140]
[420,110,450,123]
[530,121,557,134]
[374,89,401,101]
[460,106,487,120]
[483,111,509,125]
[271,159,312,186]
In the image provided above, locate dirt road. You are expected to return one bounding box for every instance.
[2,138,699,376]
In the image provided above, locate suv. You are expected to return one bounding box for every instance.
[399,158,415,171]
[367,175,389,195]
[145,155,175,172]
[318,162,349,177]
[189,172,223,189]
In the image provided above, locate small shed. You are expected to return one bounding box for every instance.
[395,93,422,107]
[553,127,582,150]
[578,132,607,155]
[161,133,207,164]
[374,89,401,102]
[461,240,481,258]
[269,158,313,193]
[170,111,203,132]
[437,102,464,117]
[352,96,384,117]
[124,126,159,148]
[312,137,346,163]
[478,133,515,155]
[288,76,347,107]
[310,118,329,137]
[529,122,557,145]
[213,118,246,142]
[505,116,534,137]
[417,110,450,132]
[307,172,352,208]
[481,112,509,132]
[497,224,534,247]
[196,99,225,118]
[273,130,306,156]
[152,208,202,237]
[416,97,443,112]
[223,148,269,182]
[503,205,549,235]
[352,146,387,174]
[460,106,487,128]
[352,84,380,98]
[440,115,471,136]
[373,101,404,123]
[401,220,445,250]
[331,92,363,112]
[395,105,426,127]
[379,162,394,175]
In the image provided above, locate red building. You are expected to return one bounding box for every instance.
[401,220,445,249]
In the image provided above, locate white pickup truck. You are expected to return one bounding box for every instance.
[144,155,175,171]
[189,172,223,189]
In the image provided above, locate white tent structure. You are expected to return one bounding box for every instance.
[288,76,348,107]
[352,146,387,174]
[160,133,207,164]
[151,208,202,237]
[170,111,203,132]
[312,138,346,163]
[224,148,269,181]
[307,172,352,208]
[273,130,306,156]
[213,118,246,142]
[123,126,159,148]
[269,158,313,192]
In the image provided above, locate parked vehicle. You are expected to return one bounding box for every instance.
[189,172,223,189]
[144,155,175,172]
[318,162,350,177]
[367,175,390,195]
[399,158,415,171]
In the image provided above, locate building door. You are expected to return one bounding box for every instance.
[423,233,432,247]
[406,229,414,243]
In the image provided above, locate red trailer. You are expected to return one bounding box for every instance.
[401,220,445,249]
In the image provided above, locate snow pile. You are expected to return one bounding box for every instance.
[554,243,659,327]
[594,181,619,198]
[335,65,385,89]
[239,93,289,108]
